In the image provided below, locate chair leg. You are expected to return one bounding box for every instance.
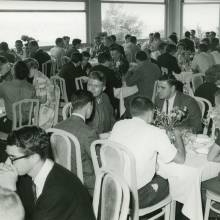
[170,200,176,220]
[204,198,211,220]
[164,203,171,220]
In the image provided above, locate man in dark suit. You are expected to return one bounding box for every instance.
[3,126,95,220]
[125,51,161,100]
[28,40,51,75]
[155,75,202,133]
[60,52,83,100]
[157,44,181,75]
[55,90,98,196]
[180,31,195,53]
[90,52,122,114]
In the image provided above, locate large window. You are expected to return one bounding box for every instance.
[0,1,87,48]
[183,1,220,38]
[101,1,165,41]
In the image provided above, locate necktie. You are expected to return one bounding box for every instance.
[32,181,37,204]
[166,99,169,115]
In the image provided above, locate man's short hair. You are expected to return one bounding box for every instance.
[72,38,81,46]
[154,32,160,39]
[82,51,90,58]
[199,43,208,52]
[28,40,39,48]
[7,126,50,160]
[13,61,29,80]
[185,31,191,38]
[98,52,111,64]
[210,31,216,37]
[55,38,63,46]
[166,44,177,53]
[63,36,70,41]
[0,56,8,64]
[191,29,196,34]
[130,36,137,44]
[0,187,24,220]
[125,34,131,40]
[158,74,178,88]
[110,35,116,42]
[71,90,94,111]
[88,71,106,85]
[130,96,154,117]
[109,44,121,53]
[15,40,23,45]
[0,42,9,51]
[158,42,167,51]
[23,58,39,70]
[71,52,82,63]
[136,51,147,61]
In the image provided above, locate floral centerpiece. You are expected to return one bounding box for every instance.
[153,106,188,143]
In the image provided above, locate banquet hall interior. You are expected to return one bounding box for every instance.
[1,0,220,220]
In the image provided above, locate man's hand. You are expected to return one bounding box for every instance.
[0,162,18,191]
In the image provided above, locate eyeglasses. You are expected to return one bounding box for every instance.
[7,155,31,163]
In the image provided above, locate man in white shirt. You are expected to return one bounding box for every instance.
[109,96,185,208]
[191,43,215,74]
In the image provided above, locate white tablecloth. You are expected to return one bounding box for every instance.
[157,146,220,220]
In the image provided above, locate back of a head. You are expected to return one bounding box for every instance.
[0,42,9,52]
[23,58,39,70]
[199,43,208,52]
[72,38,81,46]
[166,44,177,54]
[55,38,63,46]
[71,52,82,63]
[110,35,116,42]
[169,34,178,44]
[135,51,147,62]
[0,187,24,220]
[28,40,39,48]
[185,31,191,38]
[13,61,29,80]
[88,70,106,85]
[205,64,220,83]
[98,52,111,64]
[7,126,50,160]
[130,96,154,117]
[154,32,160,40]
[130,36,137,44]
[71,90,94,112]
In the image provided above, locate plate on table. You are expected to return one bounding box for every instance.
[193,134,214,154]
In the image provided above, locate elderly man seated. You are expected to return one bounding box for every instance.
[155,74,202,133]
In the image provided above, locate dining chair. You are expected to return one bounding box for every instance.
[12,99,40,130]
[46,128,83,183]
[91,139,172,220]
[62,102,72,120]
[75,77,84,90]
[50,75,68,105]
[93,170,130,220]
[52,86,60,126]
[194,96,213,134]
[204,190,220,220]
[42,59,57,77]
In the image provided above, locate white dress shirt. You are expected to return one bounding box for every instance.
[162,93,176,114]
[109,117,177,189]
[72,113,85,122]
[33,159,54,198]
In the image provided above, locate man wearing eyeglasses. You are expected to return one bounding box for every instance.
[0,126,95,220]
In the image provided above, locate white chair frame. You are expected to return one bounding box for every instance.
[91,139,172,220]
[62,102,72,120]
[47,128,83,183]
[75,77,84,90]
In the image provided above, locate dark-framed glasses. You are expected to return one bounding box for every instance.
[7,154,31,163]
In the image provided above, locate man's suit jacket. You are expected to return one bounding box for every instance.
[155,91,202,133]
[55,115,98,195]
[125,60,161,100]
[17,163,95,220]
[60,63,82,100]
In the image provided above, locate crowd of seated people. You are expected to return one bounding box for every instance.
[0,29,220,220]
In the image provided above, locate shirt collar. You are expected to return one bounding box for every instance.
[72,113,85,122]
[33,159,54,198]
[167,93,176,103]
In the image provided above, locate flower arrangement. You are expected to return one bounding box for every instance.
[153,106,188,143]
